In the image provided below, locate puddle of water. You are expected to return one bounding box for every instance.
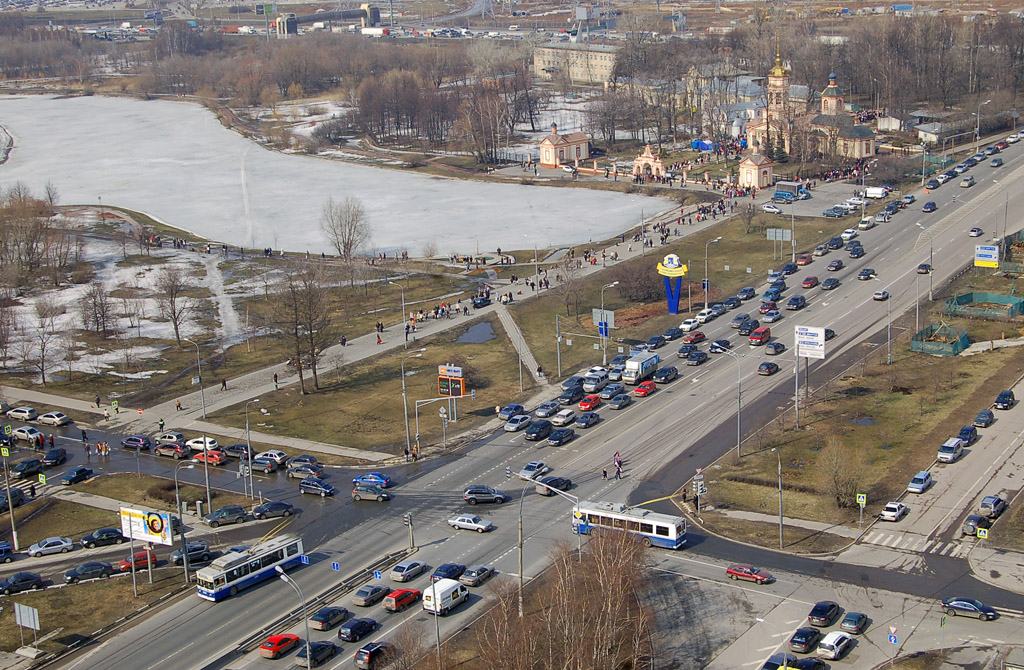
[851,416,877,426]
[457,322,495,344]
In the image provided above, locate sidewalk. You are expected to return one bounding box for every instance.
[702,507,863,539]
[967,544,1024,595]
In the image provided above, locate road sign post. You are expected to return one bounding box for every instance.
[857,493,866,526]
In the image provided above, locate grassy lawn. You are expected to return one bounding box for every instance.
[0,572,188,654]
[75,473,252,512]
[991,498,1024,552]
[209,314,535,453]
[699,512,852,555]
[3,500,117,547]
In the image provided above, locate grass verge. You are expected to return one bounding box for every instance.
[3,500,117,548]
[75,473,252,512]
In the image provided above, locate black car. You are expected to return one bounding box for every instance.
[662,327,684,341]
[974,410,995,427]
[222,443,253,459]
[824,328,836,341]
[761,653,799,670]
[653,366,678,383]
[857,268,876,280]
[794,659,828,670]
[687,351,708,366]
[788,627,822,654]
[958,425,978,444]
[81,528,125,549]
[171,540,212,565]
[737,286,757,300]
[821,278,840,290]
[536,476,572,496]
[609,354,628,367]
[925,179,940,190]
[560,375,586,391]
[995,390,1015,410]
[252,501,294,520]
[296,640,337,667]
[826,236,844,250]
[558,386,585,405]
[547,428,576,446]
[646,335,666,350]
[677,343,698,358]
[11,459,43,479]
[299,478,336,496]
[780,263,798,275]
[722,296,743,310]
[61,466,93,485]
[524,419,553,441]
[0,572,43,595]
[310,606,350,631]
[941,597,997,620]
[42,448,67,467]
[923,201,937,213]
[431,563,466,582]
[354,641,393,669]
[738,319,760,336]
[338,617,377,642]
[709,339,732,353]
[848,246,865,258]
[64,561,113,583]
[471,296,491,308]
[807,601,840,626]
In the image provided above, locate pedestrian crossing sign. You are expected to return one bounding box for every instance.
[1,447,8,458]
[2,425,10,435]
[977,528,989,539]
[38,474,45,485]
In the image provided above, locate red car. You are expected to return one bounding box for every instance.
[634,381,657,397]
[383,588,422,612]
[259,633,301,659]
[193,449,228,465]
[726,564,774,584]
[796,254,812,266]
[682,331,706,344]
[801,276,818,288]
[579,395,601,411]
[759,301,777,314]
[996,140,1009,150]
[118,549,157,573]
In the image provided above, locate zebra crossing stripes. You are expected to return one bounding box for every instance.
[863,530,975,557]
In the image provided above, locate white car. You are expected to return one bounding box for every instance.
[817,631,852,660]
[762,203,783,214]
[695,309,715,323]
[448,514,494,533]
[390,560,427,582]
[155,431,185,445]
[518,461,550,480]
[561,165,576,173]
[6,407,37,421]
[254,449,287,464]
[28,536,73,557]
[504,415,532,432]
[879,502,909,522]
[37,412,71,426]
[186,437,219,451]
[846,197,867,206]
[840,228,858,241]
[1008,133,1021,143]
[551,409,576,426]
[969,227,984,237]
[873,290,889,301]
[12,426,41,442]
[679,319,700,332]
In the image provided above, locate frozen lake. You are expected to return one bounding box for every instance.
[0,95,666,255]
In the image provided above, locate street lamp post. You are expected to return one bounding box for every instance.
[976,99,991,152]
[182,337,211,513]
[388,280,406,350]
[275,567,311,670]
[994,180,1009,260]
[790,200,797,263]
[704,237,722,309]
[722,349,742,458]
[600,282,619,365]
[916,222,934,301]
[401,349,426,456]
[244,399,260,499]
[771,448,783,549]
[173,462,195,584]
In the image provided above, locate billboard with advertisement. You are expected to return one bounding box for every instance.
[795,325,826,360]
[975,245,999,268]
[119,507,173,546]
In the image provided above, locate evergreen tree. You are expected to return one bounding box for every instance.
[775,133,789,163]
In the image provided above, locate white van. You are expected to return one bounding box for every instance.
[423,578,468,615]
[582,371,608,392]
[864,186,888,199]
[858,217,876,230]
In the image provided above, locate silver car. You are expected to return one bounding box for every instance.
[448,514,494,533]
[28,536,73,557]
[390,560,426,582]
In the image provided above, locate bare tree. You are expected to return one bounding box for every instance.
[554,259,585,316]
[44,181,59,215]
[320,196,370,284]
[816,434,865,509]
[155,266,198,346]
[79,282,115,336]
[262,263,335,393]
[33,296,62,385]
[0,304,17,369]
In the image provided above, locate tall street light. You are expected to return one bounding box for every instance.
[600,282,619,365]
[401,349,426,456]
[173,462,195,584]
[976,98,991,152]
[244,399,260,499]
[994,179,1009,260]
[523,234,539,280]
[789,200,797,263]
[771,448,783,549]
[704,237,722,309]
[873,279,893,365]
[388,280,406,350]
[722,349,742,458]
[182,337,211,512]
[915,222,934,301]
[275,567,311,670]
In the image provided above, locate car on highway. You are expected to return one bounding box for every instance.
[579,395,601,411]
[382,588,420,613]
[600,383,626,400]
[535,401,560,418]
[547,427,577,446]
[680,318,700,332]
[645,335,666,350]
[560,377,585,392]
[338,618,377,644]
[677,344,698,359]
[663,327,684,341]
[296,640,337,667]
[12,459,42,479]
[118,549,157,573]
[608,365,626,381]
[926,178,940,189]
[686,351,709,366]
[634,381,657,396]
[558,386,585,405]
[991,157,1004,167]
[857,268,876,280]
[286,462,326,480]
[873,290,889,301]
[252,501,294,520]
[259,633,300,659]
[974,409,995,427]
[759,301,777,314]
[807,601,840,626]
[245,457,278,474]
[695,308,716,324]
[726,564,773,584]
[763,203,783,214]
[37,411,70,426]
[154,443,190,460]
[682,331,706,344]
[11,426,41,443]
[61,466,93,485]
[193,449,228,466]
[203,505,247,528]
[813,245,829,257]
[962,514,992,536]
[840,611,868,634]
[503,415,532,432]
[464,485,506,505]
[785,295,806,310]
[582,374,608,393]
[779,263,798,275]
[980,495,1007,518]
[551,409,576,426]
[762,309,782,323]
[941,597,997,620]
[817,630,852,660]
[730,313,751,329]
[879,502,909,521]
[497,404,525,421]
[171,540,212,565]
[64,561,113,583]
[28,536,73,558]
[738,286,757,300]
[309,606,350,631]
[185,437,218,451]
[120,435,152,451]
[609,393,633,410]
[761,653,799,670]
[765,341,786,355]
[390,560,427,583]
[459,565,494,587]
[848,246,865,258]
[653,366,678,382]
[519,461,550,480]
[818,278,840,292]
[575,412,600,428]
[922,201,937,212]
[286,454,319,468]
[709,339,731,354]
[352,484,390,502]
[758,362,780,376]
[524,419,553,441]
[737,319,760,336]
[907,470,933,494]
[6,407,37,421]
[789,627,822,654]
[0,572,42,596]
[826,236,844,250]
[448,514,494,533]
[958,424,978,444]
[41,447,67,467]
[960,175,976,188]
[536,476,571,496]
[763,287,783,302]
[81,527,125,549]
[430,563,466,582]
[969,227,984,237]
[826,259,844,271]
[995,390,1015,410]
[254,450,287,465]
[352,583,387,607]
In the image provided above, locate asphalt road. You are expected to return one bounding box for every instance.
[32,137,1024,669]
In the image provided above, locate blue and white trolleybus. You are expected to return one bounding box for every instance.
[196,534,303,601]
[572,500,686,549]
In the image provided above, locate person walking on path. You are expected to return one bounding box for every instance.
[175,399,182,411]
[95,395,101,407]
[615,464,622,480]
[273,373,279,390]
[602,468,608,480]
[158,418,165,431]
[103,409,109,421]
[220,379,227,391]
[29,484,35,498]
[376,334,382,345]
[48,435,54,449]
[81,429,87,444]
[404,447,410,463]
[614,451,621,468]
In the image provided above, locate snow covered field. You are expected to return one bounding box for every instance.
[0,95,669,256]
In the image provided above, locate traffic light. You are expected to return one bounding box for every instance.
[402,513,411,526]
[471,389,476,400]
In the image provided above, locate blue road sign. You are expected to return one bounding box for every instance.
[598,322,609,337]
[300,554,309,565]
[373,570,382,580]
[701,278,709,291]
[888,634,897,644]
[331,562,340,571]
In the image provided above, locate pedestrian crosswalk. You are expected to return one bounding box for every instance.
[862,530,975,557]
[3,477,61,501]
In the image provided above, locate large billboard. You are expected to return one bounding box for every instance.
[795,325,826,360]
[119,507,174,546]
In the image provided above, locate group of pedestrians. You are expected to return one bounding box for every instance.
[602,451,624,480]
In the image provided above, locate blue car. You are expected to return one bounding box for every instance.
[299,477,337,497]
[737,286,756,300]
[497,404,525,421]
[431,563,466,582]
[353,472,393,488]
[548,428,576,446]
[923,201,937,213]
[780,263,798,275]
[575,412,600,428]
[763,288,783,302]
